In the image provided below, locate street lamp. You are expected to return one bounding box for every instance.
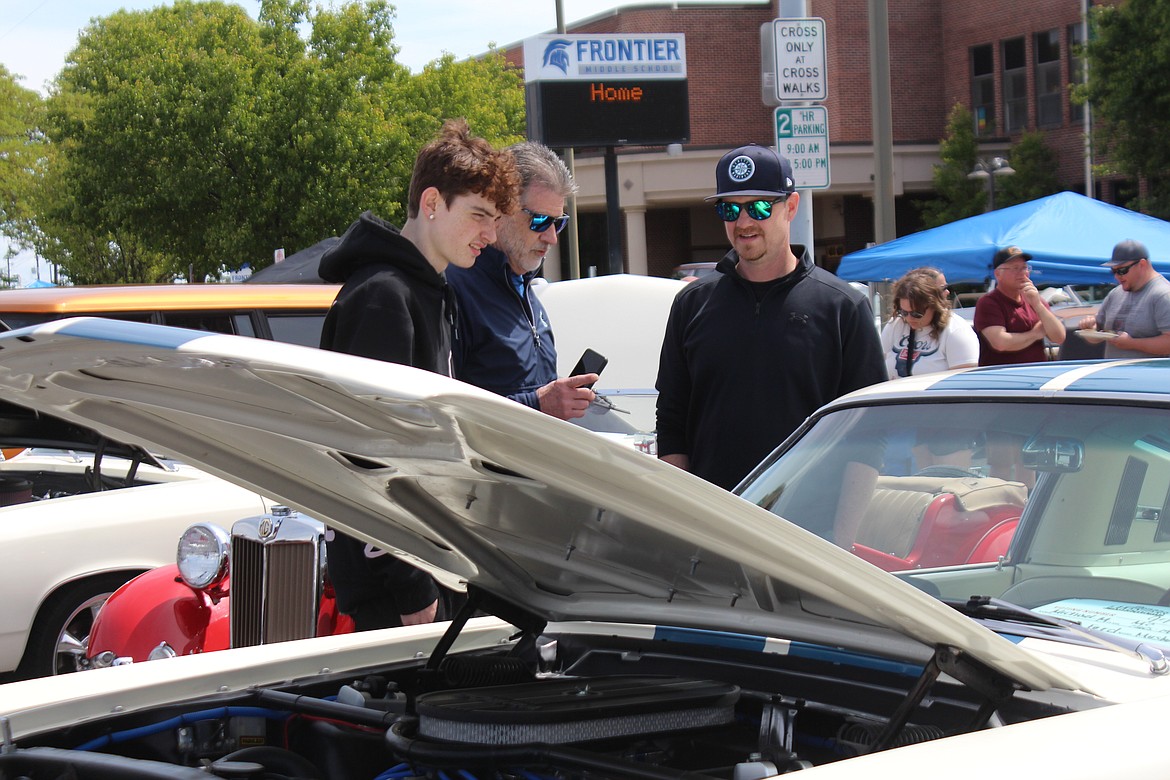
[968,156,1015,211]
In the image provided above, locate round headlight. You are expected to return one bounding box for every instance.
[176,523,230,589]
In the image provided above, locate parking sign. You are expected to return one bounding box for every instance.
[774,106,830,190]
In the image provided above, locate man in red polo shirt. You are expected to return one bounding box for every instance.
[974,246,1066,366]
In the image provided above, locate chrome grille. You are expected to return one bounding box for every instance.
[229,509,321,648]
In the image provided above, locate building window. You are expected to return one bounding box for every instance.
[1035,30,1062,128]
[971,44,995,136]
[1069,22,1086,123]
[1002,37,1027,133]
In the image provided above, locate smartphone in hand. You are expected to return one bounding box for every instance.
[570,348,607,389]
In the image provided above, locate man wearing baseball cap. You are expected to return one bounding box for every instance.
[655,144,885,491]
[974,245,1066,366]
[1076,239,1170,358]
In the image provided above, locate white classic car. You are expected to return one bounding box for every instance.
[1,318,1170,779]
[0,403,274,681]
[535,273,686,440]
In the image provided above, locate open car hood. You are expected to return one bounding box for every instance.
[0,318,1087,693]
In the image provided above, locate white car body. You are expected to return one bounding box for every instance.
[535,273,685,434]
[0,446,271,680]
[1,319,1170,778]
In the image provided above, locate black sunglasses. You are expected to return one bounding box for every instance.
[896,308,925,319]
[1112,260,1141,277]
[714,198,785,222]
[522,207,570,235]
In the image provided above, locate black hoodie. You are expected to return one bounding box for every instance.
[317,210,451,628]
[318,210,454,376]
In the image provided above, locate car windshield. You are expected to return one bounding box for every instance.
[739,400,1170,648]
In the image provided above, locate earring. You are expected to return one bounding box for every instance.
[428,214,434,220]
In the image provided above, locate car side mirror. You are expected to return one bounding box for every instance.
[1021,435,1084,473]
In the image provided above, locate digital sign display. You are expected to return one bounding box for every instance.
[526,79,690,148]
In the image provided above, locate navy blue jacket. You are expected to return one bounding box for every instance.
[447,247,558,409]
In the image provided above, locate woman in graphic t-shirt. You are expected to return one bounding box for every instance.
[880,268,978,379]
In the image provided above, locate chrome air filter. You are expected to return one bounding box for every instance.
[416,676,739,746]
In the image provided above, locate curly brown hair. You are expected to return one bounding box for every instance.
[891,268,952,338]
[406,118,520,219]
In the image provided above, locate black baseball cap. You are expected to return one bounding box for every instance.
[705,144,797,202]
[1103,239,1149,267]
[992,246,1033,269]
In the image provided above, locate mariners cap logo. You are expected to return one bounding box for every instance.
[727,155,756,183]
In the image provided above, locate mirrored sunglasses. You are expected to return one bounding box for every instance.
[714,198,784,222]
[522,208,570,234]
[896,308,925,319]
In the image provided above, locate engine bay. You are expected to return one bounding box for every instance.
[0,611,1073,780]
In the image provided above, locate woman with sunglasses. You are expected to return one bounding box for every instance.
[880,268,978,378]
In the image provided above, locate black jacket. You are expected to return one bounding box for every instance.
[446,246,557,408]
[655,248,886,491]
[317,211,448,628]
[319,211,454,376]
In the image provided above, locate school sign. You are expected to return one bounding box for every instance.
[523,34,690,148]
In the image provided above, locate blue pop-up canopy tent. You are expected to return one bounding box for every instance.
[836,192,1170,285]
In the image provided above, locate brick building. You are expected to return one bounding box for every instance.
[504,0,1096,279]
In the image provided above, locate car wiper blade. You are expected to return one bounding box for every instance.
[949,595,1170,676]
[944,596,1060,625]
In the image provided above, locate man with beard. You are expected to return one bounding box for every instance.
[655,144,885,491]
[447,142,597,419]
[1078,239,1170,359]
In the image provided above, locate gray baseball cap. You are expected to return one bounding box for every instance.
[1103,239,1149,267]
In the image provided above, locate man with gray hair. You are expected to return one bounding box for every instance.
[447,142,598,419]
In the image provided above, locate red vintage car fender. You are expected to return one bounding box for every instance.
[88,565,229,663]
[89,567,355,664]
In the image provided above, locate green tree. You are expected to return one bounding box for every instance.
[996,131,1063,208]
[919,104,985,228]
[36,0,526,283]
[409,50,526,144]
[0,65,46,285]
[1081,0,1170,217]
[41,1,277,281]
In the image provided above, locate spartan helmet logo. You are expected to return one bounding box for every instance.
[542,39,572,74]
[727,155,755,183]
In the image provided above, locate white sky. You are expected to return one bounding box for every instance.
[0,0,752,284]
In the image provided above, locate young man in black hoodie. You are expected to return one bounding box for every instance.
[317,119,519,631]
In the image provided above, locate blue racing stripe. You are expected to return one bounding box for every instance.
[924,363,1083,393]
[652,626,924,677]
[35,318,205,350]
[787,642,924,677]
[1061,361,1170,395]
[653,626,768,652]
